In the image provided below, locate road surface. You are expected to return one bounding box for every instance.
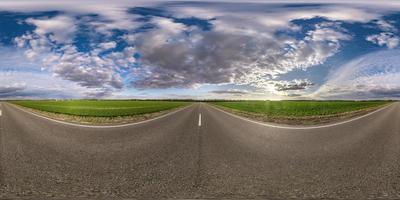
[0,102,400,199]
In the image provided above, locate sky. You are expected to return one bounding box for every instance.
[0,0,399,100]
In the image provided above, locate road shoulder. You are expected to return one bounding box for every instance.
[208,103,392,126]
[7,103,192,126]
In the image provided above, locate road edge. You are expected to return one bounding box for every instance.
[206,102,394,130]
[6,102,194,129]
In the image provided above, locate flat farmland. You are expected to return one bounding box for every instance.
[211,100,391,125]
[10,100,190,117]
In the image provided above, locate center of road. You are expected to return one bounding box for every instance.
[198,113,202,127]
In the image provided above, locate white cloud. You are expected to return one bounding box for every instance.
[0,71,97,99]
[312,49,400,99]
[133,13,351,91]
[365,19,399,49]
[14,33,52,61]
[122,34,136,44]
[26,15,76,43]
[152,17,187,34]
[45,45,129,90]
[306,23,351,42]
[375,19,397,32]
[14,19,137,95]
[98,41,117,50]
[135,17,189,52]
[103,46,137,69]
[274,79,314,91]
[2,1,399,99]
[233,24,351,87]
[366,32,400,49]
[0,0,154,38]
[172,4,383,32]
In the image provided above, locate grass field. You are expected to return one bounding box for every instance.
[11,100,190,117]
[211,100,389,118]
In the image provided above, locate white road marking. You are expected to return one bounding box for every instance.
[0,110,2,117]
[8,103,192,129]
[210,103,393,130]
[198,113,202,127]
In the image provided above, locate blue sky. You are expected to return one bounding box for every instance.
[0,0,399,100]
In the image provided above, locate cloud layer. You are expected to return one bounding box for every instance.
[313,49,400,99]
[0,1,399,99]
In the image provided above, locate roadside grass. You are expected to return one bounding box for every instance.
[210,100,391,125]
[10,100,190,117]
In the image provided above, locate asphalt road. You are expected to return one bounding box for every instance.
[0,102,400,199]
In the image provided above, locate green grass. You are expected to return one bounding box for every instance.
[211,100,389,118]
[10,100,190,117]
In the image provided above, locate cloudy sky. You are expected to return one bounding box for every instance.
[0,0,399,99]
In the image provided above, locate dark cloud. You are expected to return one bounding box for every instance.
[133,31,259,88]
[133,24,342,89]
[370,88,400,97]
[286,93,302,97]
[210,89,248,95]
[1,1,394,99]
[84,89,113,98]
[275,80,314,91]
[0,87,69,99]
[0,84,26,94]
